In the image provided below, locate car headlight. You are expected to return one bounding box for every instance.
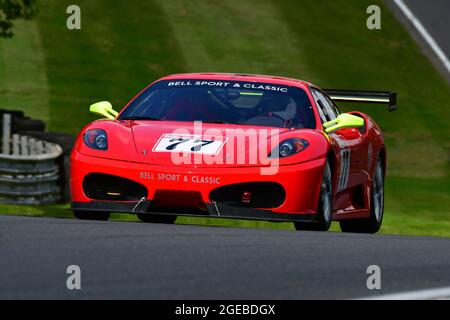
[270,138,309,158]
[84,129,108,151]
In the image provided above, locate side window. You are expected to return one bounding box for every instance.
[311,90,328,123]
[311,89,338,123]
[323,94,340,117]
[316,90,338,120]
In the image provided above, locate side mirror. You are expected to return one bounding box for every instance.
[90,101,118,120]
[323,113,364,134]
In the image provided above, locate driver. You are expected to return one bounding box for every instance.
[256,95,297,123]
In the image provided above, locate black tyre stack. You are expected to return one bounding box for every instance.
[0,110,75,203]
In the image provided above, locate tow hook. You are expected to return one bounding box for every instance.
[132,196,146,213]
[212,201,220,216]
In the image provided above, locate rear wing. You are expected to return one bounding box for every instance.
[323,89,397,112]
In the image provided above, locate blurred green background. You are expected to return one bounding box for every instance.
[0,0,448,236]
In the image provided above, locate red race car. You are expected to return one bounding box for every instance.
[70,73,396,233]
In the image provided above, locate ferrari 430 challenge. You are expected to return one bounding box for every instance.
[70,73,396,233]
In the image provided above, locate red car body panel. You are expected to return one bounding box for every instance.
[70,73,386,222]
[71,152,325,215]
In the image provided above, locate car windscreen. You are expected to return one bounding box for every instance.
[119,80,316,129]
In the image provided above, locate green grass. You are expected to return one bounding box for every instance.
[0,0,448,237]
[0,20,50,122]
[37,0,186,135]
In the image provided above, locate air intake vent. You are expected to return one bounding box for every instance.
[83,173,147,201]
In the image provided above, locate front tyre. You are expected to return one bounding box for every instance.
[294,160,333,231]
[137,213,177,224]
[73,210,110,221]
[339,157,384,233]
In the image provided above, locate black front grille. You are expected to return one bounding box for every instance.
[210,182,285,208]
[83,173,147,201]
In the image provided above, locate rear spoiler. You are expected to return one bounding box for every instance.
[323,89,397,112]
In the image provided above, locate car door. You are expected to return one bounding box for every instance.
[311,88,368,192]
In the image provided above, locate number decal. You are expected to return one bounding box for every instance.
[191,140,214,152]
[153,134,227,155]
[166,138,190,150]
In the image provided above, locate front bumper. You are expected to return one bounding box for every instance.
[70,151,326,219]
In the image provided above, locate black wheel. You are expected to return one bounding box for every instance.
[137,213,177,224]
[339,157,384,234]
[73,210,110,221]
[294,160,333,231]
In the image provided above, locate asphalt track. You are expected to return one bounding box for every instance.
[401,0,450,57]
[0,215,449,299]
[387,0,450,82]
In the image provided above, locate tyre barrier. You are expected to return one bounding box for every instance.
[0,109,46,132]
[0,113,67,205]
[20,131,75,203]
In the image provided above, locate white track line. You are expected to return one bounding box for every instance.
[393,0,450,74]
[359,286,450,300]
